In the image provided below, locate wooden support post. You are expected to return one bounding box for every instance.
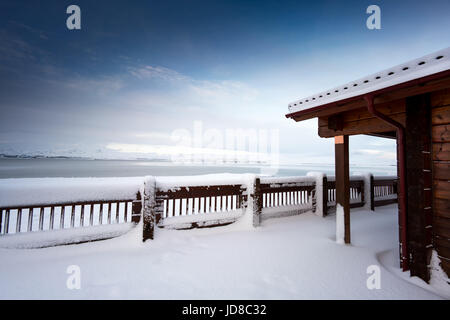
[142,177,156,241]
[405,93,432,282]
[253,178,262,227]
[335,135,350,244]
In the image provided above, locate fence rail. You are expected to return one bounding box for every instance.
[326,178,365,211]
[155,184,247,229]
[0,194,142,248]
[372,178,398,208]
[0,173,398,247]
[258,178,315,221]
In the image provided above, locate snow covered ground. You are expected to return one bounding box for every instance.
[0,204,447,299]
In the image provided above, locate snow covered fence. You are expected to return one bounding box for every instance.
[257,176,316,221]
[372,176,398,207]
[322,175,397,215]
[0,177,143,247]
[152,174,250,233]
[325,176,366,213]
[149,175,318,235]
[0,174,399,247]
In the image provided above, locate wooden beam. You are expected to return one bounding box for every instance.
[318,100,407,138]
[319,113,405,137]
[335,135,350,244]
[365,131,397,139]
[328,114,344,131]
[319,99,406,126]
[405,93,432,282]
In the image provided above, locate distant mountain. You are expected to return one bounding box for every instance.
[0,145,167,161]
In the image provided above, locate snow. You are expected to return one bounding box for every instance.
[0,223,134,249]
[378,247,450,299]
[230,173,256,230]
[261,204,311,220]
[336,204,345,245]
[374,175,397,181]
[159,210,243,229]
[0,204,446,299]
[376,194,398,201]
[288,47,450,113]
[155,173,250,191]
[259,176,316,185]
[142,176,156,239]
[306,172,325,217]
[362,173,373,211]
[429,251,450,298]
[0,177,143,208]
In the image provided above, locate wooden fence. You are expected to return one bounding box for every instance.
[258,177,315,222]
[325,178,365,211]
[155,184,247,229]
[0,174,398,246]
[372,177,398,208]
[322,175,397,215]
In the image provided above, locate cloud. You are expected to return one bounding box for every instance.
[127,65,259,104]
[9,21,48,40]
[0,30,37,63]
[62,76,125,95]
[133,132,173,141]
[128,65,189,82]
[355,149,396,160]
[106,142,269,161]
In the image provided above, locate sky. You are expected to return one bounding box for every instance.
[0,0,449,166]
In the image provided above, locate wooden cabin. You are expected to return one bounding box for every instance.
[286,48,450,284]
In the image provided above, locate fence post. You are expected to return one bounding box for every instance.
[307,172,326,217]
[362,173,374,211]
[142,176,156,241]
[253,177,262,227]
[323,175,328,216]
[370,175,375,211]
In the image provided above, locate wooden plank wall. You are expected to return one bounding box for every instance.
[431,88,450,277]
[405,94,432,281]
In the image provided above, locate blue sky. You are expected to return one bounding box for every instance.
[0,0,449,166]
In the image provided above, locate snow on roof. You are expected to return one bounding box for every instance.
[288,47,450,114]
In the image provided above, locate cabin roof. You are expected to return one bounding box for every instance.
[286,47,450,118]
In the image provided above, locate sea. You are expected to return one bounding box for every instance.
[0,158,397,179]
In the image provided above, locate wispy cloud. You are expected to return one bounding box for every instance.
[63,76,125,95]
[127,65,259,104]
[9,21,49,40]
[128,65,189,82]
[107,142,248,156]
[355,149,396,160]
